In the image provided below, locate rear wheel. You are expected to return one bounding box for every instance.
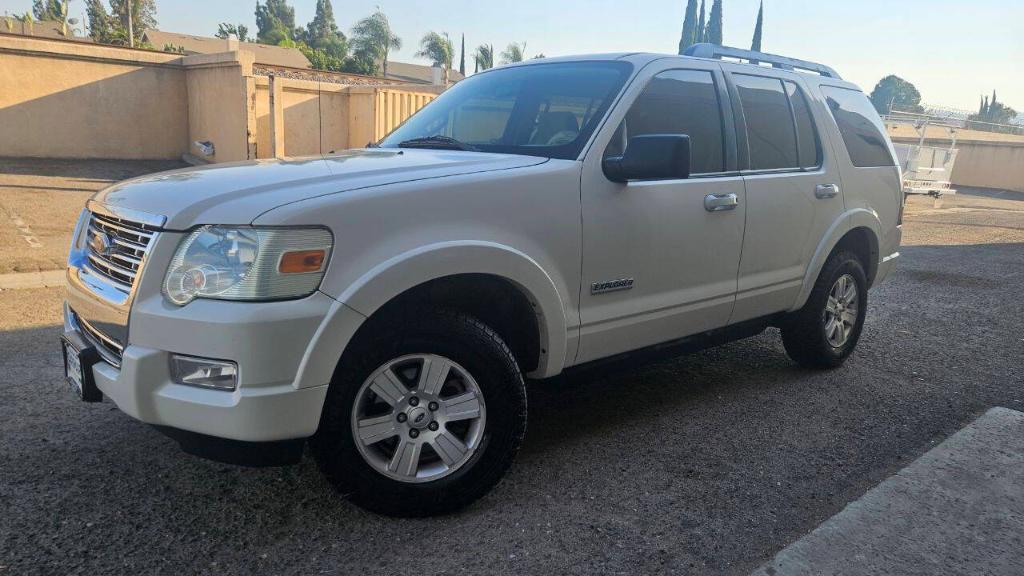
[781,251,868,368]
[311,310,526,517]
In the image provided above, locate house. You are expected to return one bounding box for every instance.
[1,18,89,41]
[142,30,312,69]
[383,60,465,85]
[143,29,462,85]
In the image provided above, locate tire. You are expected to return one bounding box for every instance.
[781,250,868,369]
[310,309,527,517]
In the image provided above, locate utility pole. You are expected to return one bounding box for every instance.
[127,0,134,48]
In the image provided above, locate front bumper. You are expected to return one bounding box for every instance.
[64,292,335,443]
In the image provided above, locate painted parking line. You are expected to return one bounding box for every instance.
[753,407,1024,576]
[0,270,65,290]
[2,207,43,248]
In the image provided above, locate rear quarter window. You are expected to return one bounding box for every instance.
[820,86,895,168]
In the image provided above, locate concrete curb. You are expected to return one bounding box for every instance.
[0,270,65,291]
[752,407,1024,575]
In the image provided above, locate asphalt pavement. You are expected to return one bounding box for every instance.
[1,185,1022,575]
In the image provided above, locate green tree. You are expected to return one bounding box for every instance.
[32,0,62,20]
[459,33,465,76]
[305,0,345,56]
[706,0,723,44]
[350,9,401,78]
[417,31,454,82]
[696,0,706,44]
[85,0,113,42]
[108,0,157,46]
[474,44,494,72]
[216,22,249,41]
[970,90,1018,126]
[750,0,763,52]
[677,0,699,54]
[255,0,295,45]
[868,75,923,114]
[500,41,526,64]
[343,48,378,75]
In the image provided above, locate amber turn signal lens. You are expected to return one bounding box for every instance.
[278,250,326,274]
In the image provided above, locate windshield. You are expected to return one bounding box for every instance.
[378,61,633,160]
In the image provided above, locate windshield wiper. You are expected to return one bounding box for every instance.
[397,135,480,152]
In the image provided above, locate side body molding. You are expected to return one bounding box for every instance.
[300,242,569,385]
[791,208,881,311]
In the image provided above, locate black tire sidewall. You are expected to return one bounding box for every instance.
[313,312,526,515]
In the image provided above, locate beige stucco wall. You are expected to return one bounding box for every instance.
[889,121,1024,193]
[948,142,1024,192]
[182,51,256,163]
[0,35,189,159]
[1,35,444,163]
[253,78,351,159]
[885,122,1024,144]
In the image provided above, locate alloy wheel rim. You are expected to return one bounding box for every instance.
[351,354,486,483]
[823,273,859,348]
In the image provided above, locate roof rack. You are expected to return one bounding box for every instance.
[683,43,842,80]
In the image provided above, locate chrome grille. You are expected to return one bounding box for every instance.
[85,212,158,288]
[75,311,124,367]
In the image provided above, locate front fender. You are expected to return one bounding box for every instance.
[321,241,570,379]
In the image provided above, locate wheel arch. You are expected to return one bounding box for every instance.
[794,209,881,310]
[298,242,569,391]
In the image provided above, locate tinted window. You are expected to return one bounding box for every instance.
[605,69,726,174]
[379,62,632,160]
[821,86,895,168]
[733,74,798,170]
[785,81,821,169]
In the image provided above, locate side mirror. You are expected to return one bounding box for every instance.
[602,134,691,183]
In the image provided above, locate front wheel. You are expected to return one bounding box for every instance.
[781,250,868,368]
[311,310,527,517]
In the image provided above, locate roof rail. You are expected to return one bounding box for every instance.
[683,43,842,80]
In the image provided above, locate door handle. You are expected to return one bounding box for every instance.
[815,184,840,199]
[704,193,739,212]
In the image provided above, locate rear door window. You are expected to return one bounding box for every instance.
[785,81,822,169]
[732,74,799,170]
[820,86,895,168]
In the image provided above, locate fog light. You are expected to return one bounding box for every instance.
[170,354,238,391]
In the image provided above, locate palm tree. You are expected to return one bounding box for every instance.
[473,44,494,72]
[57,0,80,37]
[17,12,35,35]
[500,41,526,64]
[350,9,401,78]
[416,31,454,83]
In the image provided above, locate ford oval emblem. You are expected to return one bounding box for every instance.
[90,231,113,256]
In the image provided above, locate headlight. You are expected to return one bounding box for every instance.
[163,226,332,305]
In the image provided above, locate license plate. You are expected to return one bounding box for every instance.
[61,334,102,402]
[64,339,85,398]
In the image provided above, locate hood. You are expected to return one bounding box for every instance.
[92,149,548,230]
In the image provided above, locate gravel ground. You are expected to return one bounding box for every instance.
[0,183,1022,575]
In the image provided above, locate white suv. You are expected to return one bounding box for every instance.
[62,45,902,516]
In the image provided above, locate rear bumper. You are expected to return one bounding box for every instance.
[873,225,903,287]
[874,250,900,286]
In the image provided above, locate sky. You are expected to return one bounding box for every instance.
[2,0,1022,111]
